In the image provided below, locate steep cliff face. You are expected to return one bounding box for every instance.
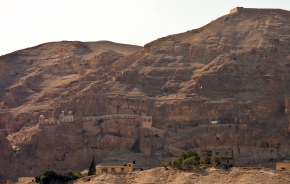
[0,134,13,183]
[1,8,290,181]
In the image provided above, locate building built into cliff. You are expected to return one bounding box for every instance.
[82,113,152,134]
[38,111,76,126]
[38,110,154,135]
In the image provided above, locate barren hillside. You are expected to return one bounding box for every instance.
[1,7,290,182]
[74,167,290,184]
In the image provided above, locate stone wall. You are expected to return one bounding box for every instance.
[176,124,247,134]
[39,124,58,135]
[83,114,138,122]
[177,125,203,134]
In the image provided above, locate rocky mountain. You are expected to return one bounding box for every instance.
[1,7,290,182]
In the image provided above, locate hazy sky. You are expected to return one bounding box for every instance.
[1,0,290,56]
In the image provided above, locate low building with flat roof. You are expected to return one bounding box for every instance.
[96,161,135,174]
[200,148,234,166]
[17,177,36,183]
[276,160,290,170]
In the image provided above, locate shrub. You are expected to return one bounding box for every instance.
[182,156,199,169]
[173,159,182,169]
[210,156,221,166]
[199,158,210,165]
[38,170,58,184]
[160,162,170,167]
[185,150,199,158]
[35,170,82,184]
[172,150,199,170]
[67,170,82,180]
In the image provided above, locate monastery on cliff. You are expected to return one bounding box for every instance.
[38,111,153,132]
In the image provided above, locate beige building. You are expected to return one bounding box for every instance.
[276,161,290,170]
[59,111,75,123]
[200,148,234,166]
[96,161,135,174]
[18,177,36,183]
[140,113,152,128]
[38,110,76,126]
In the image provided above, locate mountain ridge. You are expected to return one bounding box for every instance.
[1,7,290,182]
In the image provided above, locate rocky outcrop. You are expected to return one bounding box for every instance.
[0,134,13,183]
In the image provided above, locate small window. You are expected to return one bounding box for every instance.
[129,164,131,167]
[281,167,286,170]
[121,168,124,172]
[226,152,229,155]
[226,160,230,163]
[216,152,219,155]
[102,169,108,173]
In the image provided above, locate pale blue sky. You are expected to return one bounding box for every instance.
[0,0,290,56]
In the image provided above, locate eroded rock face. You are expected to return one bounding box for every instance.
[0,134,13,183]
[1,9,290,181]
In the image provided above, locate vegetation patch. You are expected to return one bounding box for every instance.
[35,170,82,184]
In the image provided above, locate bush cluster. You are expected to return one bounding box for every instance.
[161,150,224,170]
[35,170,82,184]
[161,150,200,170]
[210,156,221,166]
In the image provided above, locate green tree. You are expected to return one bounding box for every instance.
[38,170,58,184]
[171,150,199,170]
[185,150,199,158]
[35,169,82,183]
[67,170,82,180]
[35,175,40,183]
[173,159,182,169]
[88,157,96,176]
